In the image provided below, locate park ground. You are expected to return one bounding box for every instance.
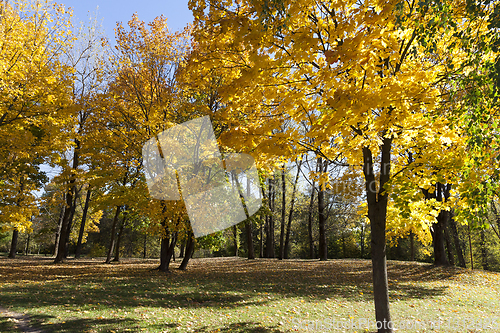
[1,256,500,332]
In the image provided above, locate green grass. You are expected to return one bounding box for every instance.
[0,256,499,332]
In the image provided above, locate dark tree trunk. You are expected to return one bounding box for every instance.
[54,187,76,263]
[284,159,301,259]
[75,188,92,259]
[54,200,65,256]
[279,165,286,260]
[64,190,79,258]
[245,220,255,259]
[158,234,169,271]
[244,176,255,259]
[54,138,80,264]
[444,219,455,266]
[260,185,266,258]
[424,183,449,266]
[480,228,488,270]
[105,205,122,264]
[231,169,255,260]
[265,177,275,258]
[259,218,264,258]
[449,210,466,267]
[360,224,366,258]
[178,232,194,270]
[409,231,415,261]
[342,233,346,258]
[317,158,327,261]
[363,137,393,333]
[233,225,238,256]
[432,212,449,266]
[25,232,31,255]
[113,212,128,262]
[308,180,316,259]
[179,238,185,258]
[8,229,18,258]
[468,222,474,269]
[158,231,177,272]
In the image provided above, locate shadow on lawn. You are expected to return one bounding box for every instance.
[154,321,287,332]
[0,312,138,333]
[195,321,287,332]
[0,257,462,331]
[0,317,18,333]
[29,315,136,333]
[0,259,453,304]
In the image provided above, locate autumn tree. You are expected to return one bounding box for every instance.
[53,11,108,264]
[0,0,74,257]
[187,0,494,330]
[100,14,194,271]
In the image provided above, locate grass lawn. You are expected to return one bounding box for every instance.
[0,256,499,332]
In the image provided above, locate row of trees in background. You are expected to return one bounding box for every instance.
[1,0,499,332]
[3,154,500,270]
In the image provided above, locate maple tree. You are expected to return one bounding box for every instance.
[187,0,497,330]
[53,10,108,264]
[0,0,74,258]
[2,5,500,333]
[96,14,195,270]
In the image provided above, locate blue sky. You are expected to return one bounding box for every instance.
[62,0,194,39]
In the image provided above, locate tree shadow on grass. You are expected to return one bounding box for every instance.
[176,321,289,332]
[0,256,468,329]
[28,315,137,333]
[0,317,18,333]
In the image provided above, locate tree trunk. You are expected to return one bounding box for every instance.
[259,218,264,258]
[363,137,393,333]
[158,234,169,271]
[467,222,473,270]
[54,138,80,264]
[75,188,92,259]
[179,238,185,258]
[64,191,79,258]
[113,212,128,262]
[449,210,466,267]
[480,228,488,270]
[266,177,275,258]
[105,206,122,264]
[54,187,76,263]
[342,233,346,258]
[8,229,18,258]
[260,185,266,258]
[279,164,286,260]
[284,159,301,259]
[308,180,316,259]
[143,233,147,259]
[158,230,177,272]
[360,224,366,259]
[232,172,255,260]
[245,220,254,259]
[25,233,31,255]
[178,232,195,270]
[432,212,449,266]
[424,183,449,266]
[233,225,238,256]
[444,219,455,266]
[317,158,327,261]
[54,200,65,257]
[409,231,415,261]
[245,176,255,259]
